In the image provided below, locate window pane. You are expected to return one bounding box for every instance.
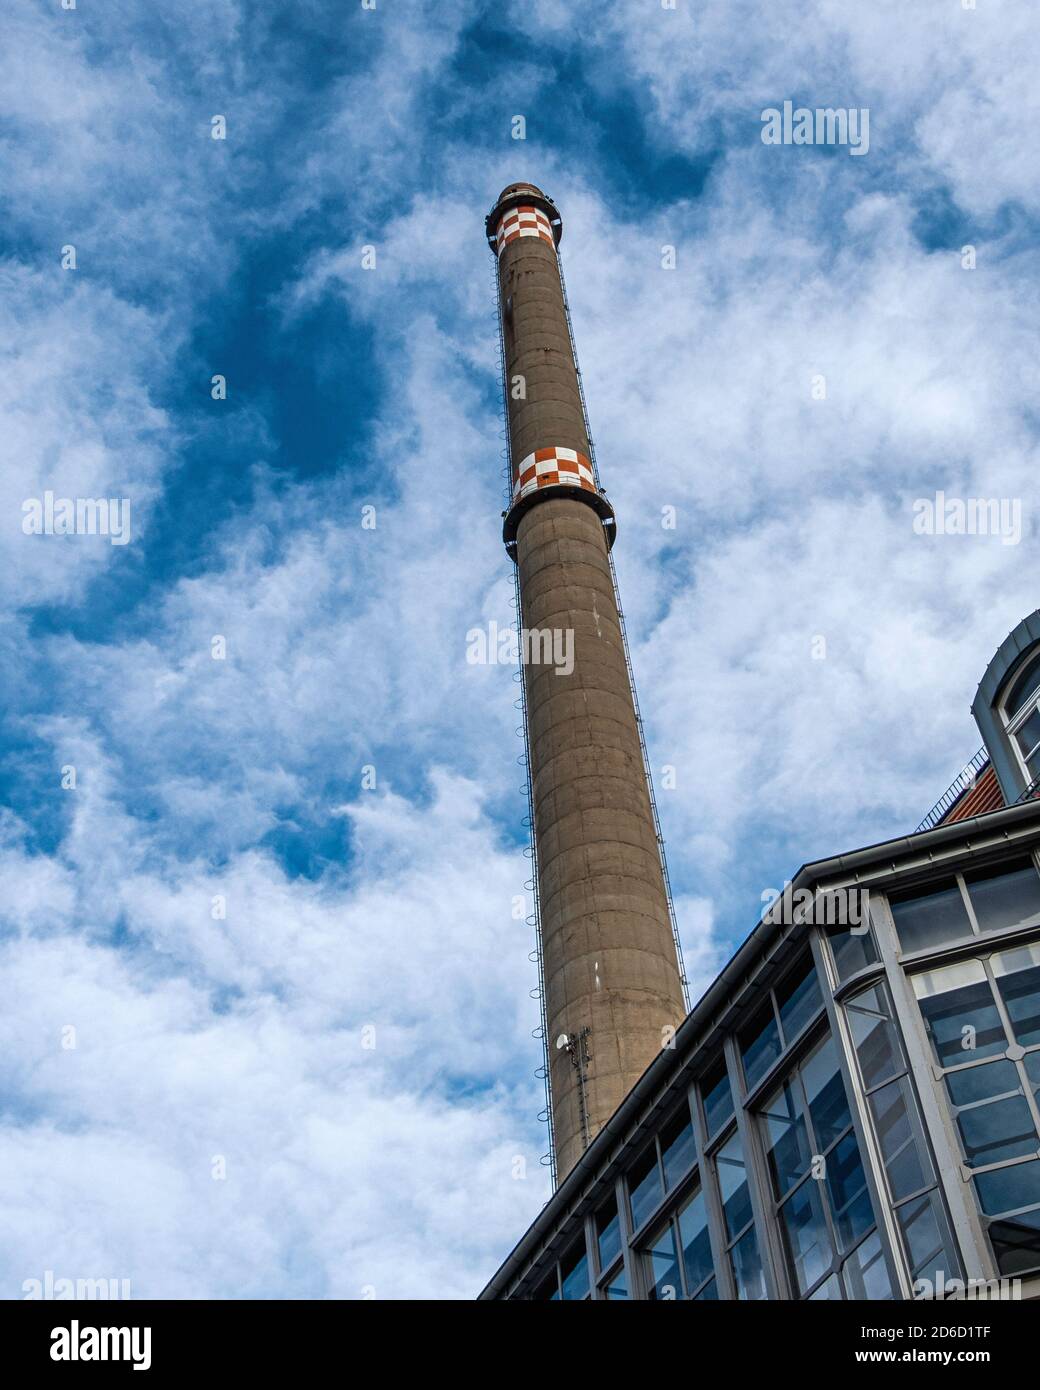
[730,1226,766,1300]
[897,1191,945,1281]
[777,958,824,1045]
[761,1079,811,1197]
[644,1223,682,1301]
[945,1058,1021,1107]
[843,1229,893,1300]
[741,1004,782,1090]
[1004,650,1040,719]
[825,918,879,981]
[596,1194,622,1273]
[890,880,972,954]
[702,1060,734,1136]
[628,1144,663,1233]
[560,1243,590,1300]
[826,1131,874,1250]
[602,1264,629,1300]
[1024,1050,1040,1094]
[678,1185,714,1293]
[803,1033,853,1149]
[660,1106,697,1191]
[809,1272,842,1300]
[987,1209,1040,1277]
[693,1276,718,1300]
[913,961,1007,1067]
[779,1178,833,1295]
[1015,707,1040,761]
[993,944,1040,1048]
[966,861,1040,935]
[955,1093,1037,1167]
[848,985,903,1089]
[973,1159,1040,1217]
[716,1133,754,1239]
[870,1077,932,1201]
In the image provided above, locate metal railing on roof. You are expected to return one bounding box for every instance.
[915,746,991,833]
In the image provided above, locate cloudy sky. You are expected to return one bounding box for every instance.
[2,0,1037,1299]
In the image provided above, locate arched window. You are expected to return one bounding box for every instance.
[1000,648,1040,786]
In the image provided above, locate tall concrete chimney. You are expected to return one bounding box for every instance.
[487,184,687,1182]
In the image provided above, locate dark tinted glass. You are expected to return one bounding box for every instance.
[780,1178,832,1295]
[702,1060,734,1136]
[974,1159,1040,1217]
[988,1209,1040,1276]
[870,1077,932,1201]
[956,1095,1036,1167]
[848,986,903,1089]
[716,1134,753,1239]
[678,1185,714,1293]
[628,1144,662,1233]
[803,1034,853,1148]
[777,958,823,1044]
[603,1264,629,1299]
[730,1226,766,1300]
[644,1223,681,1301]
[826,1130,874,1250]
[762,1080,810,1197]
[945,1058,1020,1107]
[1004,650,1040,718]
[741,1004,782,1090]
[993,946,1040,1048]
[694,1276,718,1300]
[826,918,879,981]
[966,861,1040,934]
[660,1106,697,1190]
[897,1192,945,1281]
[560,1242,590,1300]
[913,965,1006,1067]
[890,880,971,954]
[596,1194,622,1272]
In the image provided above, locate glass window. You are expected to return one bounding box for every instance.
[628,1143,662,1234]
[965,861,1040,935]
[973,1159,1040,1217]
[643,1222,682,1301]
[992,944,1040,1048]
[809,1273,842,1300]
[1014,708,1040,772]
[730,1226,766,1300]
[1004,650,1040,719]
[912,961,1007,1067]
[826,1131,874,1250]
[677,1185,714,1294]
[694,1276,718,1300]
[870,1076,933,1201]
[779,1177,832,1295]
[602,1264,629,1300]
[596,1194,622,1273]
[777,957,824,1045]
[716,1133,754,1240]
[986,1208,1040,1278]
[701,1060,734,1137]
[803,1034,853,1148]
[847,985,904,1088]
[890,879,972,954]
[843,1230,893,1300]
[560,1242,590,1300]
[762,1079,811,1197]
[660,1105,697,1191]
[825,916,879,982]
[896,1191,945,1284]
[741,1003,782,1090]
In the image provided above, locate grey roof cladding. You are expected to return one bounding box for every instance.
[972,609,1040,802]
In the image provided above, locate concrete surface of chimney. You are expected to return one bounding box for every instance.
[487,183,687,1181]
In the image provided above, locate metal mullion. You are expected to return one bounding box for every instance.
[955,871,983,938]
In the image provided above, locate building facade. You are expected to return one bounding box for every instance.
[481,183,1040,1300]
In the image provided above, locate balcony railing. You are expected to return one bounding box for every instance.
[916,747,991,833]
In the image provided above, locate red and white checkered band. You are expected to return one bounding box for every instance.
[495,205,556,256]
[511,447,596,503]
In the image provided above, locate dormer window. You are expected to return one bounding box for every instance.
[1001,648,1040,787]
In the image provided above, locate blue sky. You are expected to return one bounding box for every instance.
[2,0,1038,1298]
